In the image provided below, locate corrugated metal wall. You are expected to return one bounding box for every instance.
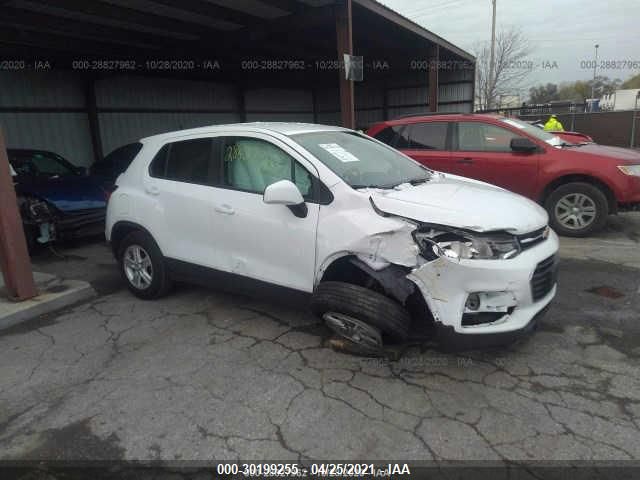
[245,88,314,123]
[96,75,242,154]
[99,112,240,154]
[350,65,474,129]
[0,72,321,165]
[0,71,95,166]
[439,66,474,113]
[0,59,474,165]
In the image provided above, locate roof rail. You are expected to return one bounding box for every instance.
[395,111,467,119]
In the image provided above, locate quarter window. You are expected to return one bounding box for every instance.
[373,125,409,149]
[457,122,522,152]
[149,138,221,185]
[222,137,312,197]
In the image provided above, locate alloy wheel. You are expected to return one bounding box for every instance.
[554,193,597,230]
[123,244,153,290]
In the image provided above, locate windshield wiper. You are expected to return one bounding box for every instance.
[561,142,589,148]
[409,176,430,185]
[352,184,393,190]
[388,176,431,188]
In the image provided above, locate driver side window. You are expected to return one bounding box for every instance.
[222,137,312,197]
[457,122,522,153]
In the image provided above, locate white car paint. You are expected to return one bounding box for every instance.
[107,122,559,338]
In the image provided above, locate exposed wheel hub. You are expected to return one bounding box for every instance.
[323,312,383,350]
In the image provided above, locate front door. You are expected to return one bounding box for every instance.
[209,134,319,292]
[450,121,539,197]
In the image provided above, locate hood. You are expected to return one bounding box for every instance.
[368,174,548,234]
[565,144,640,163]
[16,175,107,212]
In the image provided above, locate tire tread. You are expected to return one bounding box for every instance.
[311,281,411,341]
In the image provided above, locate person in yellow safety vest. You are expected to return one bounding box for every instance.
[544,114,565,132]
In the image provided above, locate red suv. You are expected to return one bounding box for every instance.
[368,114,640,237]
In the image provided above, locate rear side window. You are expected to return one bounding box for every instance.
[149,138,223,185]
[407,122,448,150]
[373,125,409,149]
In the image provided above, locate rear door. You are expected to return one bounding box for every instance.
[450,121,540,197]
[144,136,225,268]
[401,121,454,173]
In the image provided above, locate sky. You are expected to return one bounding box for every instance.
[380,0,640,94]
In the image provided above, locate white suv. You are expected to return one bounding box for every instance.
[106,123,559,351]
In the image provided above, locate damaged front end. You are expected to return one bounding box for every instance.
[323,198,559,351]
[17,195,57,247]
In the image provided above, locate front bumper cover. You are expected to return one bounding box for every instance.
[435,304,550,351]
[407,230,559,344]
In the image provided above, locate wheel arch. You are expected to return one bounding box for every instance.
[539,174,617,214]
[110,221,159,258]
[315,253,434,327]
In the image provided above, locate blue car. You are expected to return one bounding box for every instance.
[8,149,108,249]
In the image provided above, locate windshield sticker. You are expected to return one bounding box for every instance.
[319,143,360,163]
[501,118,527,129]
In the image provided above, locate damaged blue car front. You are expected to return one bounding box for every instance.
[8,149,108,250]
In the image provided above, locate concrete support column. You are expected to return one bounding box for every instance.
[0,128,37,301]
[428,44,439,112]
[336,0,355,129]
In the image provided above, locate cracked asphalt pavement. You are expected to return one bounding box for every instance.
[1,214,639,462]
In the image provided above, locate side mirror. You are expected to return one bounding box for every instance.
[511,137,538,153]
[263,179,304,205]
[263,180,307,218]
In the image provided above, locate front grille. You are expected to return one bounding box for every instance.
[531,255,557,301]
[517,226,548,251]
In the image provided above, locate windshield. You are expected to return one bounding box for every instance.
[291,131,432,189]
[498,117,563,147]
[9,151,78,178]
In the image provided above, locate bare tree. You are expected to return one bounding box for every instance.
[475,28,533,110]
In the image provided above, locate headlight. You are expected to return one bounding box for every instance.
[413,228,520,260]
[618,165,640,177]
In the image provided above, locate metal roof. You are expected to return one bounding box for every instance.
[354,0,474,62]
[0,0,474,75]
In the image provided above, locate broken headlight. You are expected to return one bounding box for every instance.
[18,196,54,222]
[413,227,520,260]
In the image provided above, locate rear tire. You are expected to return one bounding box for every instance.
[545,182,608,237]
[118,231,172,299]
[311,281,410,343]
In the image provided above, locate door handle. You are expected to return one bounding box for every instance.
[214,204,235,215]
[456,158,475,165]
[145,185,160,195]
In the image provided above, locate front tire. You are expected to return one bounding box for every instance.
[311,281,411,348]
[118,231,172,299]
[545,182,608,237]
